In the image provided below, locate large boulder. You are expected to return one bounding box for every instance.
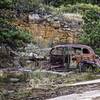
[0,44,20,68]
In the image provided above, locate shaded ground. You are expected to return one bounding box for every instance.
[0,70,100,100]
[1,80,100,100]
[48,90,100,100]
[0,44,100,99]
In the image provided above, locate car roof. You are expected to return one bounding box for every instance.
[52,44,95,54]
[54,44,94,51]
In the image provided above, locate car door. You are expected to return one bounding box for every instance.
[69,47,82,69]
[50,47,64,65]
[82,48,94,61]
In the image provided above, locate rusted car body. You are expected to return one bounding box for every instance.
[49,44,100,71]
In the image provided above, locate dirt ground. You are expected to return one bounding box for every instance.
[1,80,100,100]
[0,69,100,100]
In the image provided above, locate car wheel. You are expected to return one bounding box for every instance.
[78,63,96,72]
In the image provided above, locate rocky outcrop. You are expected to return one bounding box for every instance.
[0,43,49,69]
[0,44,20,68]
[28,13,83,47]
[10,11,83,47]
[29,13,83,34]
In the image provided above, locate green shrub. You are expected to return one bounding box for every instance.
[0,29,32,46]
[0,18,32,47]
[84,72,96,80]
[80,8,100,48]
[95,48,100,56]
[58,3,100,14]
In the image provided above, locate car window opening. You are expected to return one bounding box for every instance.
[83,48,90,54]
[51,47,63,55]
[71,47,82,55]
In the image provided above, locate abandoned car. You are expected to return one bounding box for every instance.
[49,44,100,72]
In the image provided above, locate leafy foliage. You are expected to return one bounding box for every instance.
[43,0,100,7]
[0,0,36,47]
[1,0,99,9]
[58,3,100,14]
[0,29,32,43]
[79,7,100,48]
[0,18,32,47]
[13,0,43,12]
[95,48,100,55]
[57,3,100,49]
[0,0,13,8]
[0,0,43,10]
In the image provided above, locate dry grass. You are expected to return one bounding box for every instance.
[0,70,99,100]
[29,70,98,89]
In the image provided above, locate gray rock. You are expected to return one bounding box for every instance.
[10,78,20,82]
[29,14,41,21]
[29,12,83,35]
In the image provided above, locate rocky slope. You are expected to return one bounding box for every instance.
[29,13,83,47]
[13,12,83,47]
